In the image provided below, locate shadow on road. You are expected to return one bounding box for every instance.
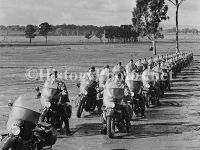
[73,123,102,137]
[163,93,189,99]
[171,88,197,93]
[124,121,198,139]
[172,79,200,83]
[160,100,183,107]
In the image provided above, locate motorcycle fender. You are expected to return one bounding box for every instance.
[106,109,114,117]
[0,136,16,150]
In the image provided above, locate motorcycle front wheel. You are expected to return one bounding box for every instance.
[76,96,86,118]
[106,116,115,138]
[144,93,150,108]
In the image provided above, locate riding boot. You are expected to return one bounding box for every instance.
[59,105,71,135]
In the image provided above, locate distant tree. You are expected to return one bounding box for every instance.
[0,25,7,30]
[55,28,63,36]
[167,0,186,53]
[25,25,36,44]
[104,26,117,43]
[120,25,139,42]
[191,28,199,34]
[95,28,104,42]
[39,22,52,44]
[84,31,93,41]
[181,28,199,34]
[165,27,177,33]
[132,0,168,55]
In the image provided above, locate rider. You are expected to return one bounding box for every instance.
[126,59,136,74]
[125,67,146,118]
[153,61,163,81]
[148,57,155,68]
[40,70,71,135]
[81,66,99,112]
[153,61,165,98]
[83,66,98,82]
[135,59,144,74]
[160,60,171,91]
[98,65,110,113]
[101,72,131,134]
[142,58,148,70]
[112,62,126,76]
[141,63,159,105]
[99,65,110,89]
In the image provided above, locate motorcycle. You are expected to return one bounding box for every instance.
[103,88,130,138]
[0,94,57,150]
[126,80,144,117]
[171,62,177,79]
[142,75,159,108]
[161,69,171,92]
[38,86,72,130]
[76,80,99,118]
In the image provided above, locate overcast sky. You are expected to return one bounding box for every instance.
[0,0,199,28]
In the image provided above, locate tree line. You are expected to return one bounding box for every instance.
[165,27,199,34]
[0,0,193,54]
[0,23,140,44]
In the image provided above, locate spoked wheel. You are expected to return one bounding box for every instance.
[76,96,86,118]
[107,116,115,138]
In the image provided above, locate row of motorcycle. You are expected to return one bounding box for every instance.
[0,53,194,150]
[75,53,194,138]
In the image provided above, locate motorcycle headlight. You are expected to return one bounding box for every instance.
[44,101,51,108]
[11,125,20,135]
[145,84,150,89]
[83,90,88,95]
[131,92,134,97]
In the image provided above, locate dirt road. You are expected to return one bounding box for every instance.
[52,56,200,150]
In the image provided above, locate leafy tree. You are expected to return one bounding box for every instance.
[39,22,52,44]
[25,25,36,44]
[84,31,93,41]
[55,28,63,36]
[167,0,185,53]
[132,0,169,55]
[95,28,104,42]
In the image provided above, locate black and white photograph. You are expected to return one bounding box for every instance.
[0,0,199,149]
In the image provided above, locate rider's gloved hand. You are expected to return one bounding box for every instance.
[61,90,67,95]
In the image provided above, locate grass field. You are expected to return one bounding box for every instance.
[0,41,199,105]
[0,33,199,44]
